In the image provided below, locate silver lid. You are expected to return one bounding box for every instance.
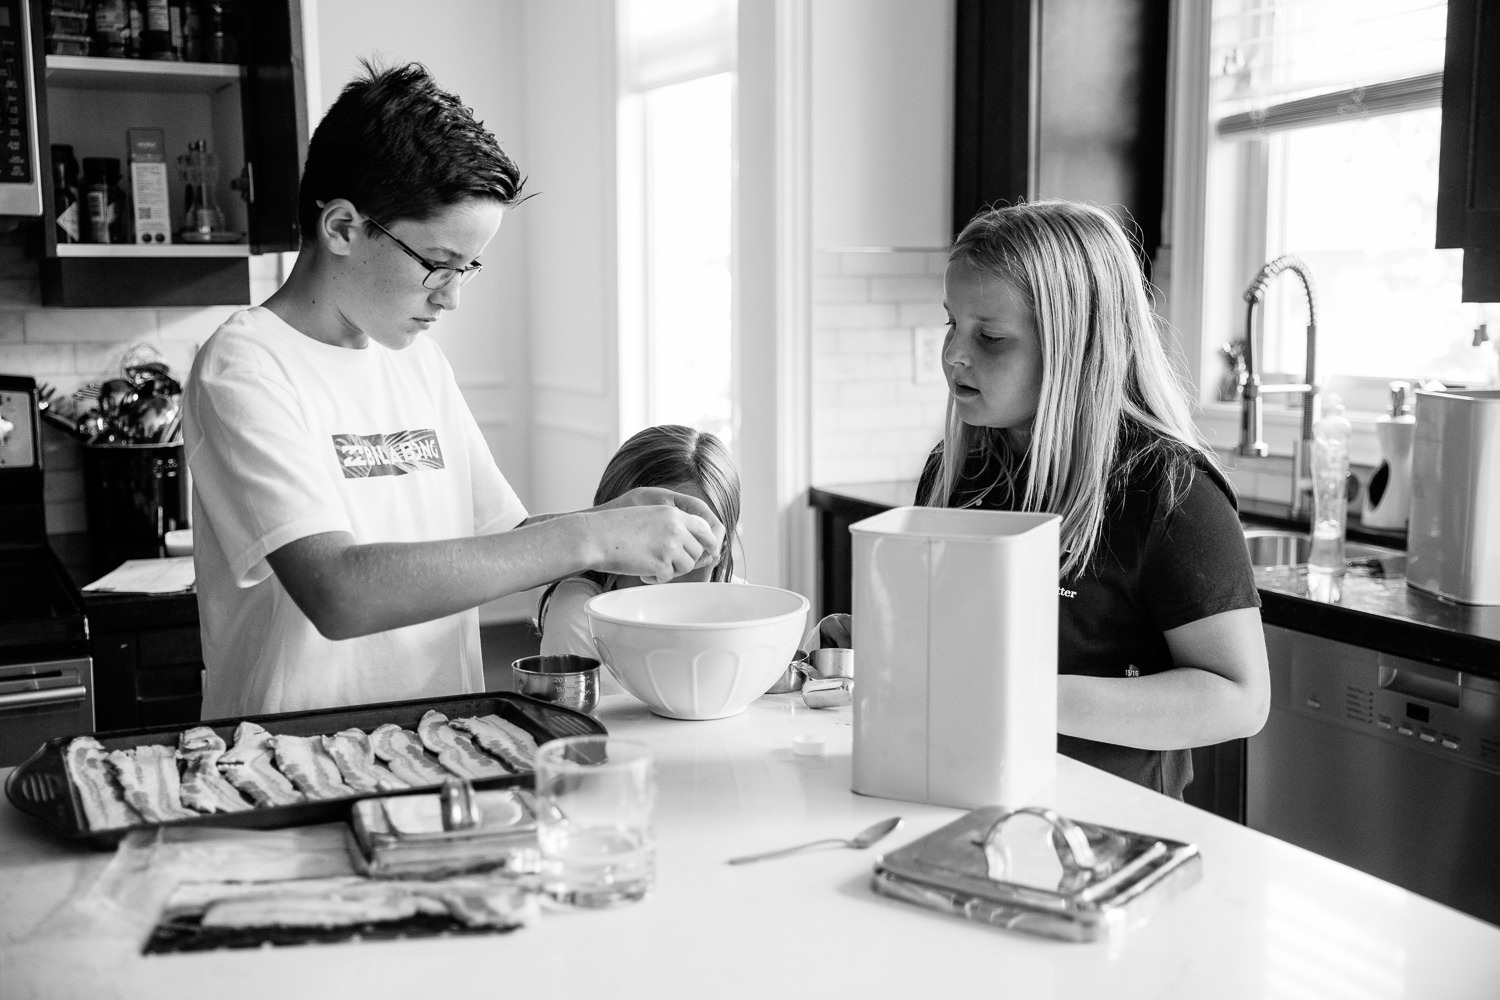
[871,806,1201,942]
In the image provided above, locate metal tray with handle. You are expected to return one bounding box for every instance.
[4,691,603,849]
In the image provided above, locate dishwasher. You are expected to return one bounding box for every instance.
[1247,625,1500,925]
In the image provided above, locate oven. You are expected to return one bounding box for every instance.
[0,0,44,217]
[0,374,92,767]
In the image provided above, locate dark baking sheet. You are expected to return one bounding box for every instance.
[4,692,604,849]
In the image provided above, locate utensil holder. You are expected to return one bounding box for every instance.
[81,442,187,548]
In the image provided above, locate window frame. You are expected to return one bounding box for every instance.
[1166,0,1452,468]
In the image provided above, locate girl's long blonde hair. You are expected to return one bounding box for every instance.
[921,200,1219,578]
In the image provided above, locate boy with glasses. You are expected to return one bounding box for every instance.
[184,61,722,719]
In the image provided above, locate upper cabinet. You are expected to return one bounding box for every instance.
[811,0,955,250]
[33,0,307,308]
[1436,0,1500,300]
[952,0,1169,266]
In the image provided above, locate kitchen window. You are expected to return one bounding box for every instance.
[617,0,736,445]
[1176,0,1496,442]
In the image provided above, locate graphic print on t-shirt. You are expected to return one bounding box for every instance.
[332,429,446,478]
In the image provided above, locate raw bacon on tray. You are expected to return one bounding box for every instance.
[105,744,199,823]
[449,715,538,773]
[62,736,142,830]
[321,728,408,793]
[272,735,356,800]
[369,723,453,786]
[218,722,306,808]
[177,727,254,813]
[417,710,513,779]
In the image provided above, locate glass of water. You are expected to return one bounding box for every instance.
[533,736,656,907]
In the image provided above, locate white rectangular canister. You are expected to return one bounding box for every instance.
[1408,388,1500,605]
[849,506,1059,809]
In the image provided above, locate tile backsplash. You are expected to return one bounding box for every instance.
[812,248,951,487]
[0,239,284,533]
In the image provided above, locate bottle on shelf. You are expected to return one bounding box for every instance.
[1363,381,1416,531]
[202,0,236,63]
[81,156,127,244]
[141,0,174,60]
[177,139,225,241]
[51,144,81,244]
[89,0,131,58]
[1307,395,1352,603]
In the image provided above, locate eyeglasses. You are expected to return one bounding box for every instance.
[363,214,483,290]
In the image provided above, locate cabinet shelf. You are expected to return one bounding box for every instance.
[44,55,240,93]
[54,243,250,259]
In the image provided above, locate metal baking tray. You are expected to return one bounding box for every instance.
[4,692,603,849]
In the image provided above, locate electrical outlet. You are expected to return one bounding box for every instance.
[912,325,946,385]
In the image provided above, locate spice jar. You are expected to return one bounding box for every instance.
[82,157,127,244]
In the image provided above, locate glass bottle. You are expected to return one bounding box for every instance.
[82,157,127,244]
[90,0,130,58]
[51,144,81,245]
[177,139,224,241]
[1307,395,1352,603]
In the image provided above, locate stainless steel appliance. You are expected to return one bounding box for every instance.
[0,374,92,767]
[0,0,44,217]
[1247,624,1500,925]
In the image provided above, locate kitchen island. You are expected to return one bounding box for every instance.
[3,694,1497,999]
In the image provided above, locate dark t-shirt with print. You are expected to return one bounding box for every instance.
[916,438,1261,798]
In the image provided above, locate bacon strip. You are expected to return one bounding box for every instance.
[105,744,198,822]
[417,710,512,779]
[369,724,451,786]
[272,734,355,800]
[449,714,538,773]
[320,728,408,793]
[177,727,253,813]
[218,722,305,808]
[63,736,141,831]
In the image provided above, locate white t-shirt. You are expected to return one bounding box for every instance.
[184,307,528,718]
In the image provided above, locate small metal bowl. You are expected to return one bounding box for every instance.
[512,654,601,715]
[765,649,810,695]
[806,647,854,680]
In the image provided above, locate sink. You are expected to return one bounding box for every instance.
[1242,527,1405,572]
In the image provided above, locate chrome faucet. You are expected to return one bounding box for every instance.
[1238,255,1319,517]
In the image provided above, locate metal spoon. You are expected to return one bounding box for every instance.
[727,816,903,865]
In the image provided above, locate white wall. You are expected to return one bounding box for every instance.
[312,0,532,514]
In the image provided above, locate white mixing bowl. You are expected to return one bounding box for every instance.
[585,583,811,720]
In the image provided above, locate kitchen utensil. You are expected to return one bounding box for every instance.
[511,654,601,715]
[727,815,902,865]
[872,805,1201,942]
[805,647,854,680]
[801,675,853,709]
[585,582,809,720]
[765,649,810,694]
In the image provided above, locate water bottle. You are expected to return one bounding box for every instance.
[1307,395,1352,602]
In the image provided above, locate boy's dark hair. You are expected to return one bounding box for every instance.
[297,60,525,242]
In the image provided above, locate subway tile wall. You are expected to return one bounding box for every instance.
[0,241,284,534]
[812,249,951,487]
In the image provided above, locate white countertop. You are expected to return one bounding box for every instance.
[4,694,1499,999]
